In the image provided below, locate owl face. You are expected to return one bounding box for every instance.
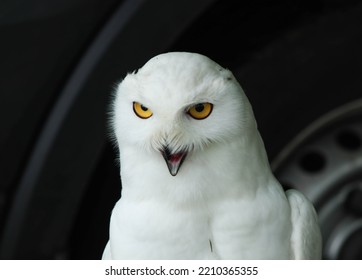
[112,52,251,176]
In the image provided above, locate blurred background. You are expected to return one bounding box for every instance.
[0,0,361,259]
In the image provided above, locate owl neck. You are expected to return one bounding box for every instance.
[236,129,274,192]
[118,128,274,203]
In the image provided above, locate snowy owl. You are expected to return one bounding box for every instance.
[102,52,322,259]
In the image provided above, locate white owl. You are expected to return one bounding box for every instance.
[102,52,322,259]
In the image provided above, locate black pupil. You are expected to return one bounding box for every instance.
[195,103,205,112]
[141,105,148,111]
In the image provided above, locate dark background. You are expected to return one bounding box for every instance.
[0,0,361,259]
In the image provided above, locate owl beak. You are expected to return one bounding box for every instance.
[160,146,187,176]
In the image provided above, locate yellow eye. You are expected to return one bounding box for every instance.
[188,103,213,120]
[133,102,153,119]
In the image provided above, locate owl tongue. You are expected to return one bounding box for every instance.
[169,153,184,163]
[160,147,188,176]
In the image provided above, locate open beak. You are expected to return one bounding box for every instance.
[160,146,188,176]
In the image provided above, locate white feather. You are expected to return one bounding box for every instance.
[103,52,322,259]
[286,189,322,259]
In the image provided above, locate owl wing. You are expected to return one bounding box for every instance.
[286,189,322,259]
[102,240,112,260]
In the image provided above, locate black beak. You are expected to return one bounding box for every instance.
[160,146,188,176]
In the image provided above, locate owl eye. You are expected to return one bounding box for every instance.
[133,102,153,119]
[188,102,213,120]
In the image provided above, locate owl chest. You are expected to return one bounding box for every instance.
[112,182,291,259]
[111,198,216,259]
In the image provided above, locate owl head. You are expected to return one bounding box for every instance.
[111,52,256,176]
